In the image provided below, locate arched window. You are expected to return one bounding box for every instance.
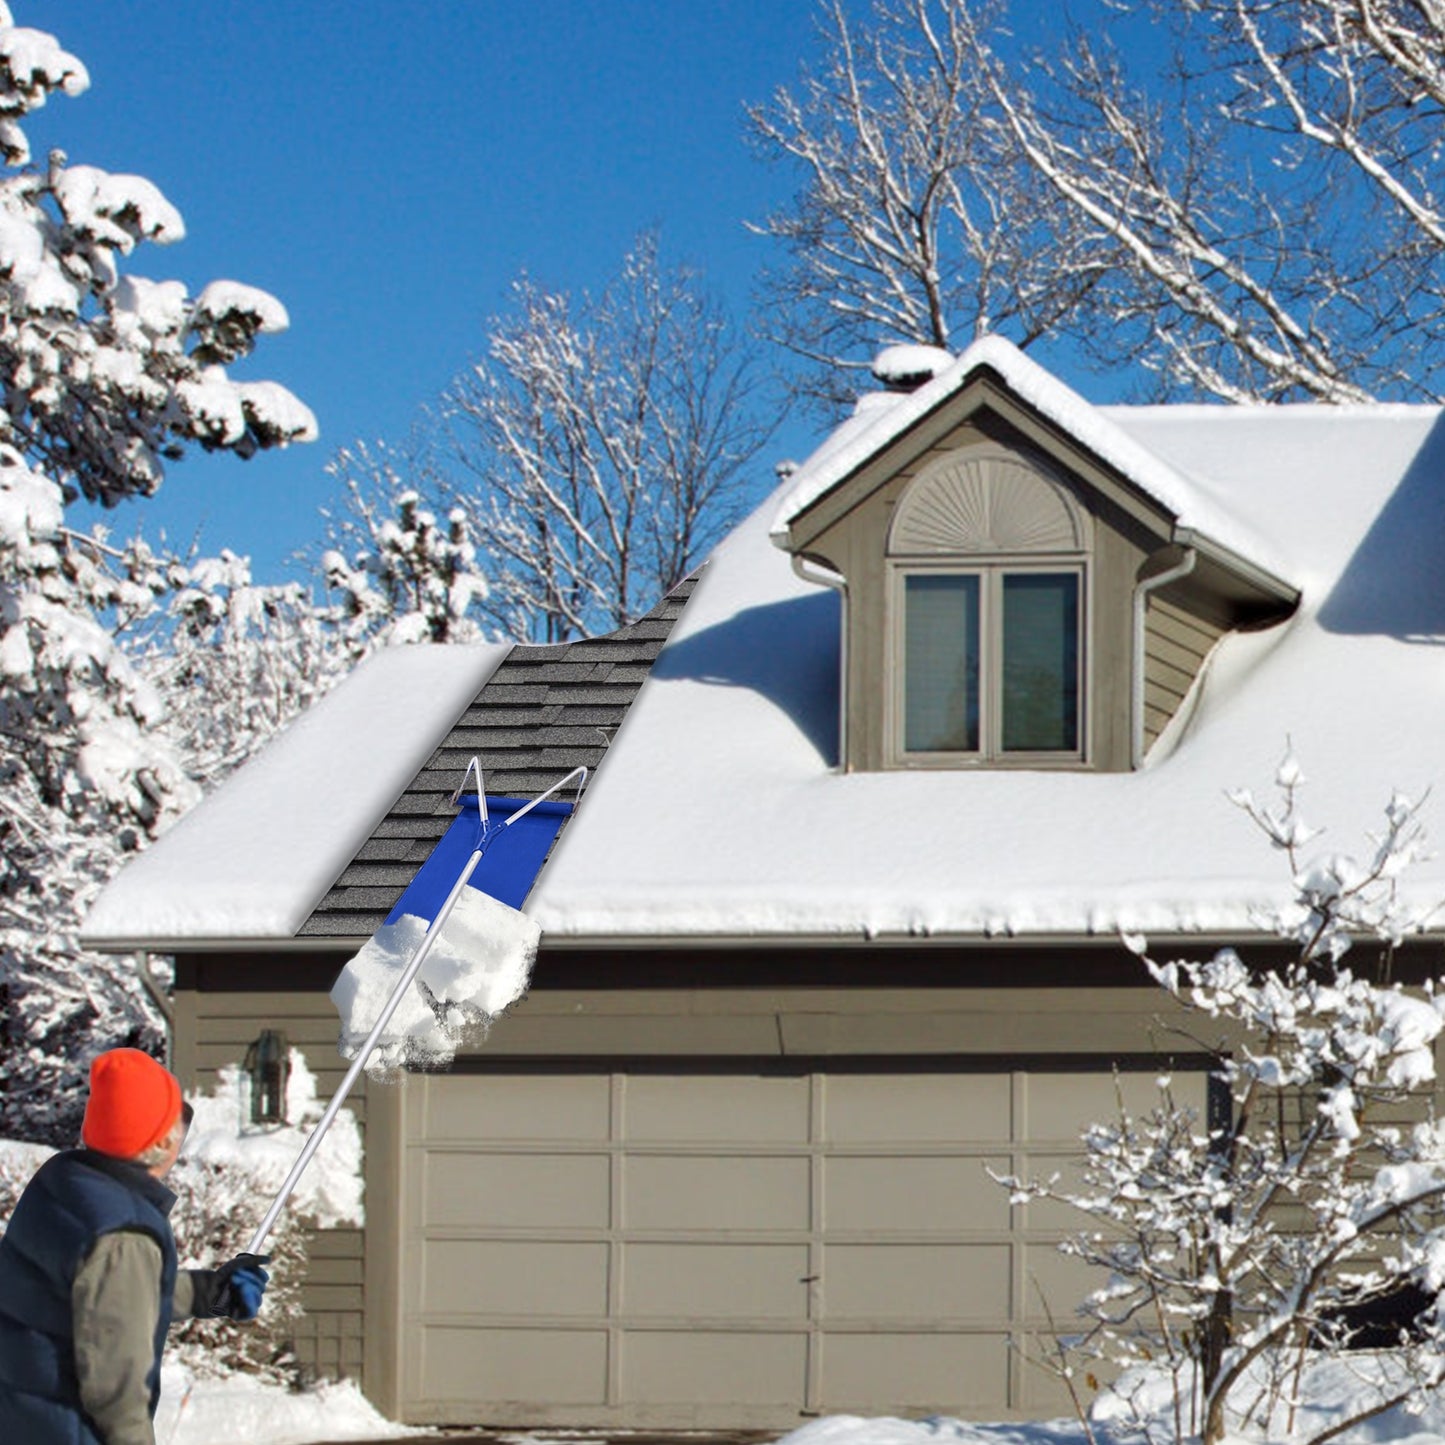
[888,446,1091,763]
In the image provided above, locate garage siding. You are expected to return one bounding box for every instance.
[173,959,364,1383]
[396,1063,1205,1427]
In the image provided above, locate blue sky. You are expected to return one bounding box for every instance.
[28,2,840,581]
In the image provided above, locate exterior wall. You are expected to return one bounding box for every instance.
[1144,592,1225,753]
[800,405,1167,773]
[172,953,361,1384]
[176,941,1445,1422]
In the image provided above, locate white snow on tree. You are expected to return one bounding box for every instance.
[753,0,1445,406]
[442,232,775,642]
[137,549,350,791]
[1003,756,1445,1445]
[0,3,316,1144]
[318,440,492,653]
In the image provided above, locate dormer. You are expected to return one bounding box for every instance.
[772,338,1299,773]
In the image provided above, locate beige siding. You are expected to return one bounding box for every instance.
[1144,594,1224,752]
[801,401,1167,774]
[174,965,365,1383]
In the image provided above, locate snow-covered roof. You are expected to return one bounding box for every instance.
[80,352,1445,952]
[80,642,510,947]
[526,398,1445,943]
[771,334,1292,591]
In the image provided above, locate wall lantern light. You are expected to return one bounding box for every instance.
[244,1028,290,1125]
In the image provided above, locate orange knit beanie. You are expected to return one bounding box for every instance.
[82,1048,183,1159]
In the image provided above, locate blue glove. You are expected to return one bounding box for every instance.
[210,1252,270,1320]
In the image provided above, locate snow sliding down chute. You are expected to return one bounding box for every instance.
[244,762,583,1256]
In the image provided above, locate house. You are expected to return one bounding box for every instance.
[81,336,1445,1429]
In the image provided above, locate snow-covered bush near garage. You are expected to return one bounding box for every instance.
[168,1051,362,1383]
[1003,756,1445,1445]
[0,1052,361,1385]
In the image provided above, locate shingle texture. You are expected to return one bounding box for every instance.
[299,580,695,939]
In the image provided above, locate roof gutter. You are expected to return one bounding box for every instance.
[1173,526,1299,606]
[1133,546,1197,768]
[83,933,357,955]
[791,552,849,768]
[91,925,1445,955]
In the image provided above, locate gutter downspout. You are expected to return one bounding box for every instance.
[133,949,174,1062]
[1132,547,1196,769]
[792,554,849,768]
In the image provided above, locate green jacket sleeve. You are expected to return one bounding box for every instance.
[71,1232,210,1445]
[71,1230,162,1445]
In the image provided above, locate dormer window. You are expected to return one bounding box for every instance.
[771,339,1301,776]
[887,446,1090,767]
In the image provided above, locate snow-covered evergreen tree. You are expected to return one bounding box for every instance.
[0,5,315,1143]
[318,440,492,653]
[138,550,346,791]
[1006,758,1445,1445]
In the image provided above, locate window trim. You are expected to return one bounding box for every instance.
[887,557,1089,768]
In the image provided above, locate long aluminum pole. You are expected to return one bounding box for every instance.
[244,845,485,1255]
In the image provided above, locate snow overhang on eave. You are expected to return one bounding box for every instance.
[1173,526,1300,614]
[533,928,1371,950]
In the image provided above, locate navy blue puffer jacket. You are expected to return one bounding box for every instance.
[0,1149,178,1444]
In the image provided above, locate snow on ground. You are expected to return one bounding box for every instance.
[155,1362,425,1443]
[773,1358,1445,1445]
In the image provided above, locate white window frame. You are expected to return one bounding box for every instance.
[888,557,1088,767]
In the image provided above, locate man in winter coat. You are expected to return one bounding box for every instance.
[0,1047,271,1444]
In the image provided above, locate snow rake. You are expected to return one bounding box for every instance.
[243,760,586,1256]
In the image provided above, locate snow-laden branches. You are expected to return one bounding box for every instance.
[1005,756,1445,1445]
[0,4,316,1143]
[319,440,492,652]
[442,233,776,641]
[756,0,1445,403]
[749,0,1105,409]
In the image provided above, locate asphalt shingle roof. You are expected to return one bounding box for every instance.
[298,580,695,939]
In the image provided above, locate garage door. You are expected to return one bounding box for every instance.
[398,1064,1205,1427]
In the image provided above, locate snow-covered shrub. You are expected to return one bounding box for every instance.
[170,1051,362,1383]
[165,1156,310,1386]
[1005,753,1445,1445]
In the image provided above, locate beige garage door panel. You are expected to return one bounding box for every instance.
[623,1332,808,1406]
[424,1151,610,1229]
[824,1154,1012,1231]
[823,1330,1011,1405]
[626,1073,810,1141]
[418,1326,608,1406]
[422,1241,608,1317]
[824,1071,1013,1142]
[824,1243,1011,1320]
[400,1065,1208,1426]
[422,1073,611,1140]
[624,1242,810,1319]
[624,1154,812,1231]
